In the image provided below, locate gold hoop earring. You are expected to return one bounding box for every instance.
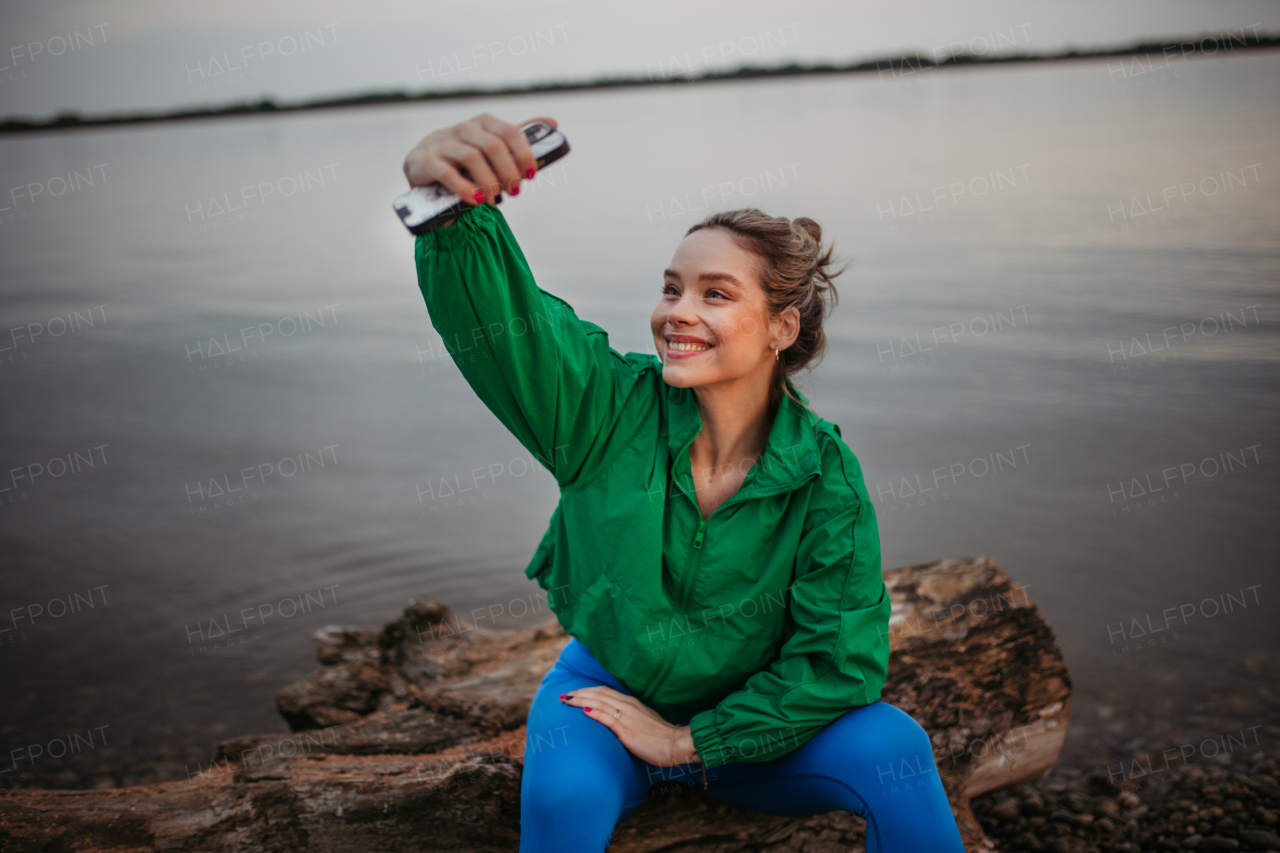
[774,346,780,362]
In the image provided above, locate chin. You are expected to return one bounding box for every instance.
[658,359,703,387]
[659,365,697,387]
[660,358,725,389]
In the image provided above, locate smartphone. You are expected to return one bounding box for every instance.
[393,120,570,235]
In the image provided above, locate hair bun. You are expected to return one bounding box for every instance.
[791,217,822,245]
[790,217,838,289]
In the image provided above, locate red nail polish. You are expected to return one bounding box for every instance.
[472,190,484,203]
[510,184,520,196]
[525,167,536,179]
[584,707,592,712]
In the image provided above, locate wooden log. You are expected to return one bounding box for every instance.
[0,556,1070,852]
[880,557,1073,850]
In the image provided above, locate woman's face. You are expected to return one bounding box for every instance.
[650,227,797,390]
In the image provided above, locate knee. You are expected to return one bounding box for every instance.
[872,703,935,759]
[829,702,939,773]
[880,704,933,748]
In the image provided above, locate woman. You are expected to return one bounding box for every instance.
[404,112,965,852]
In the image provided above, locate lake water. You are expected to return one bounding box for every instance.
[1,52,1277,788]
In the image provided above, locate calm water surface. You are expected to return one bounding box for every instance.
[1,53,1277,787]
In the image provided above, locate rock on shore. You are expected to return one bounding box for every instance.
[970,753,1280,853]
[0,556,1073,852]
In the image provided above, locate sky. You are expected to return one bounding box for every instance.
[1,0,1278,117]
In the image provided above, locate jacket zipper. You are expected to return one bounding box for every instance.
[685,472,820,551]
[647,438,707,691]
[692,519,708,549]
[675,468,821,610]
[645,451,819,697]
[650,470,819,692]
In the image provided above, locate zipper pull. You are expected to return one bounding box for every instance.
[692,519,708,549]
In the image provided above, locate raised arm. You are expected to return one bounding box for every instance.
[408,114,650,488]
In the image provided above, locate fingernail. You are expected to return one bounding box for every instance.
[510,183,520,196]
[525,167,536,179]
[584,707,592,712]
[472,190,484,203]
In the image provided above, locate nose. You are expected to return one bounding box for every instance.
[666,289,698,328]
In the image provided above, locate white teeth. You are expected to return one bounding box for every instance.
[668,341,710,352]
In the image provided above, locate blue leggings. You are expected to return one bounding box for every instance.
[520,637,965,852]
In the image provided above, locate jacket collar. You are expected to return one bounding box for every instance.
[663,373,823,497]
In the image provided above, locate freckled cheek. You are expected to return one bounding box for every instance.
[713,314,763,348]
[706,337,748,367]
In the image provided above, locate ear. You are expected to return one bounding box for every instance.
[775,306,801,350]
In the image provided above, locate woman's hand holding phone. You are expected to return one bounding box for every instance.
[402,112,558,207]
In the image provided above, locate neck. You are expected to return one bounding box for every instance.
[688,370,778,472]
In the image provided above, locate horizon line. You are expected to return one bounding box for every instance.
[3,29,1277,135]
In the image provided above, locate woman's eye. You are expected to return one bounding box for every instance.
[707,289,727,300]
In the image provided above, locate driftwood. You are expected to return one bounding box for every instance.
[0,556,1071,852]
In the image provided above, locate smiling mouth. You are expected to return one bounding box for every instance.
[667,340,713,353]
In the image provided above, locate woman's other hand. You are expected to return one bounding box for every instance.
[559,685,700,767]
[402,112,557,206]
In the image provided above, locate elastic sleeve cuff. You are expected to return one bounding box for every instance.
[688,709,731,769]
[415,200,490,256]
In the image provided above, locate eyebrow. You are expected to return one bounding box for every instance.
[663,269,744,288]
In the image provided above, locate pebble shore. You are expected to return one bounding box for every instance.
[970,750,1280,852]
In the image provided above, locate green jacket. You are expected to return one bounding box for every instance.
[414,202,890,769]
